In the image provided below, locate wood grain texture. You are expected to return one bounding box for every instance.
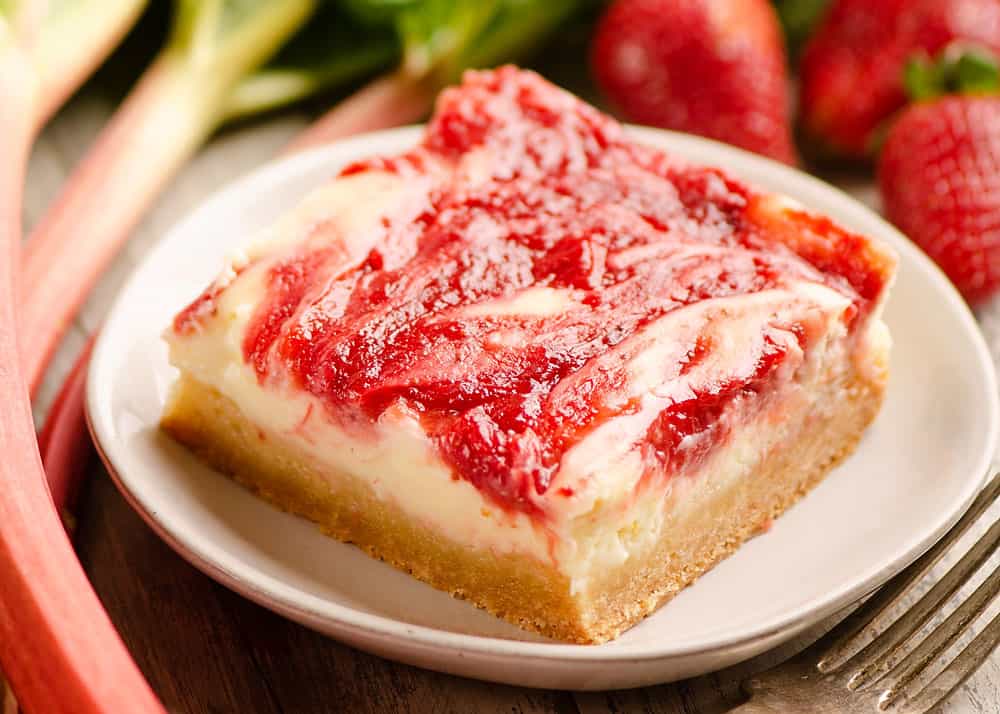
[17,80,1000,714]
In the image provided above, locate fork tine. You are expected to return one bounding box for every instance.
[844,518,1000,689]
[893,608,1000,714]
[876,564,1000,707]
[817,473,1000,673]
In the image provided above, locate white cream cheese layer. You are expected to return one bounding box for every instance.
[167,259,870,584]
[166,157,893,586]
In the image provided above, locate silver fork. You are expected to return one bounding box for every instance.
[733,473,1000,713]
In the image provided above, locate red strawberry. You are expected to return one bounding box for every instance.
[879,52,1000,304]
[590,0,797,164]
[801,0,1000,159]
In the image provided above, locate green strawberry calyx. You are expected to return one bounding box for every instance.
[904,43,1000,101]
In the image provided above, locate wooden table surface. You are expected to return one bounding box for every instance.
[18,68,1000,714]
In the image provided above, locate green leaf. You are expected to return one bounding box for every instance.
[956,50,1000,94]
[772,0,830,56]
[170,0,315,59]
[224,3,399,120]
[902,45,1000,101]
[167,0,317,92]
[264,2,397,70]
[342,0,586,87]
[903,54,947,101]
[277,0,586,107]
[226,0,585,121]
[397,0,500,76]
[448,0,580,82]
[340,0,420,27]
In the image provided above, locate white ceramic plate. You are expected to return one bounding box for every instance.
[88,126,999,690]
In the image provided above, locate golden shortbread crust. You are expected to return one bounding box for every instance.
[162,361,886,644]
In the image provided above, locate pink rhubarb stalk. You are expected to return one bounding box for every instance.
[27,3,578,703]
[20,0,316,394]
[38,337,95,528]
[31,0,148,131]
[21,55,216,391]
[35,66,439,537]
[18,65,431,699]
[0,10,164,714]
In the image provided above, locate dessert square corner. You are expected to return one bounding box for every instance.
[160,66,896,644]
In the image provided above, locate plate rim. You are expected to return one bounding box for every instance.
[88,124,1000,663]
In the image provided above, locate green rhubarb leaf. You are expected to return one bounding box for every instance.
[448,0,581,82]
[171,0,315,61]
[271,2,397,68]
[397,0,500,76]
[223,3,398,120]
[165,0,317,108]
[228,0,589,123]
[340,0,420,27]
[337,0,585,87]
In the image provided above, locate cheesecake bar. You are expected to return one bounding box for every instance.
[162,66,895,643]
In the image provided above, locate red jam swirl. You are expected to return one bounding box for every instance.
[179,68,891,515]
